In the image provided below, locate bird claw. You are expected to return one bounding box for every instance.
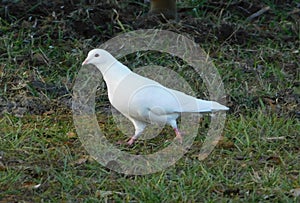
[116,138,135,146]
[127,138,136,145]
[174,128,183,144]
[116,140,126,145]
[116,137,136,146]
[175,135,183,144]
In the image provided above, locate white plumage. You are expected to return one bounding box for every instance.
[82,49,229,145]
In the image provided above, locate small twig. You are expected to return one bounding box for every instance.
[264,136,285,141]
[113,9,126,32]
[288,8,300,15]
[38,47,50,66]
[246,6,270,21]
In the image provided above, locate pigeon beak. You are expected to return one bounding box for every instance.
[82,59,88,66]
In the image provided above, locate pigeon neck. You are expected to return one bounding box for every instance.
[101,61,131,84]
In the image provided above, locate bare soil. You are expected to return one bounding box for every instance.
[0,0,299,117]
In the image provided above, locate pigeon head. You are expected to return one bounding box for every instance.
[82,49,116,68]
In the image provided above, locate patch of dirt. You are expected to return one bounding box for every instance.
[0,0,299,117]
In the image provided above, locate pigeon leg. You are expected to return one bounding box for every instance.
[174,128,183,144]
[126,120,147,145]
[127,128,143,145]
[168,120,183,143]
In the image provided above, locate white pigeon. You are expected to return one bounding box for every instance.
[82,49,229,145]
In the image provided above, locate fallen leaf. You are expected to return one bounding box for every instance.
[0,161,6,171]
[43,110,55,116]
[266,156,282,165]
[218,139,235,149]
[290,188,300,197]
[95,190,125,198]
[71,155,90,166]
[22,182,41,189]
[67,131,77,139]
[264,136,285,141]
[263,97,276,111]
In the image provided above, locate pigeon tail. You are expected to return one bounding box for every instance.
[170,89,229,113]
[210,101,229,111]
[194,99,228,113]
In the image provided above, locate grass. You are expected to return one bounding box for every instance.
[0,0,299,202]
[0,112,299,201]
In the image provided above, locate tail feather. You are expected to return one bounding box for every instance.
[196,99,229,112]
[171,88,229,113]
[210,100,229,111]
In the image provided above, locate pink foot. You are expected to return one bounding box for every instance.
[116,137,136,146]
[127,137,136,145]
[174,128,183,144]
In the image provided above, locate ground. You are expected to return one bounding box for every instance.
[0,0,299,202]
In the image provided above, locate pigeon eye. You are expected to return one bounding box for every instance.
[95,54,99,57]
